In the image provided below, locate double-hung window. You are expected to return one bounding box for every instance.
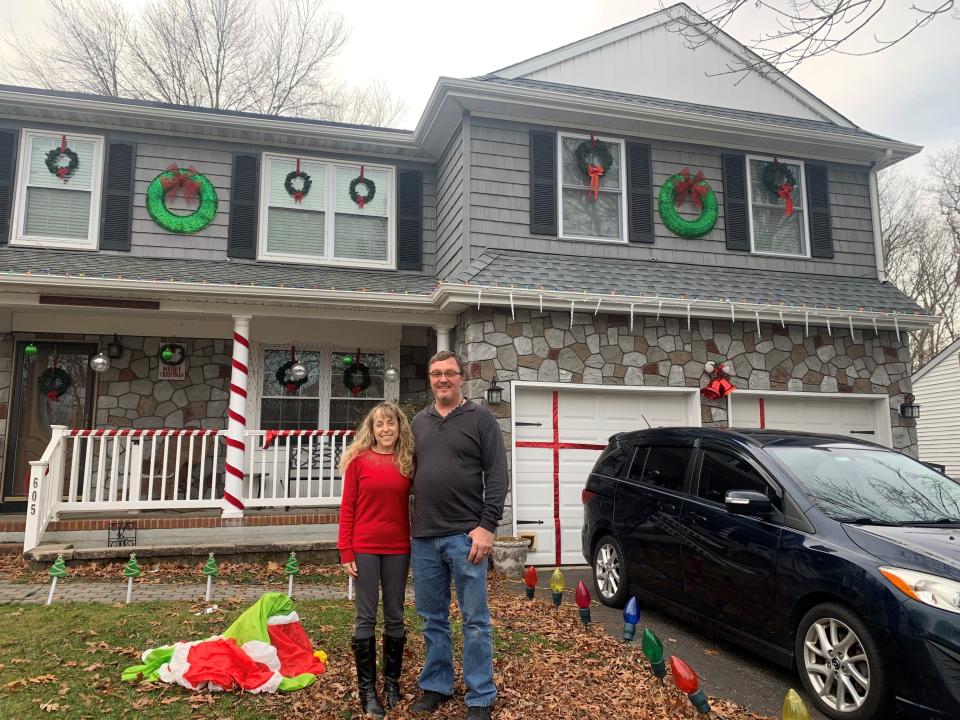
[746,155,808,257]
[259,153,394,268]
[558,132,626,242]
[13,129,104,249]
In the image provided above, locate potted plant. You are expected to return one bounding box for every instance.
[491,536,532,578]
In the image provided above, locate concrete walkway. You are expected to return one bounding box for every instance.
[0,581,356,604]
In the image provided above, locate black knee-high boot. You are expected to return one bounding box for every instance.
[382,633,406,709]
[351,636,385,717]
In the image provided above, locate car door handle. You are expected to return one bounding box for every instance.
[657,501,677,513]
[688,512,708,523]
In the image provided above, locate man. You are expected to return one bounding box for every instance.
[408,350,508,720]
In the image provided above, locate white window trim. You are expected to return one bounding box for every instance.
[557,132,628,244]
[257,152,396,270]
[745,154,811,259]
[11,128,105,250]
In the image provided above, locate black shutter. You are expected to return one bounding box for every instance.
[99,141,135,251]
[529,130,557,235]
[0,129,18,245]
[626,141,653,243]
[397,168,423,271]
[805,164,834,259]
[228,152,259,259]
[722,153,749,251]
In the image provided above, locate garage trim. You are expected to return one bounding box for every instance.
[726,390,892,447]
[509,381,701,539]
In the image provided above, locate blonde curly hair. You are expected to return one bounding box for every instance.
[338,401,415,478]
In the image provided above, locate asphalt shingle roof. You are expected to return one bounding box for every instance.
[0,248,438,295]
[454,249,927,316]
[475,76,891,142]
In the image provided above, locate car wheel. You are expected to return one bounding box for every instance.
[794,603,891,720]
[592,535,629,608]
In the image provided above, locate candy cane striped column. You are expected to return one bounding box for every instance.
[223,315,251,516]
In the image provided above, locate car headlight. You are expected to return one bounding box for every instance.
[880,567,960,615]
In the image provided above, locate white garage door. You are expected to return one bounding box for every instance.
[513,385,697,566]
[729,393,889,445]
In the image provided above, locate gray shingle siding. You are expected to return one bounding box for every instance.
[435,122,465,280]
[467,116,878,279]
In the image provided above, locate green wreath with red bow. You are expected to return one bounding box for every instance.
[349,166,376,209]
[342,362,371,396]
[38,367,72,401]
[762,160,797,217]
[45,135,79,181]
[658,167,718,239]
[574,136,613,201]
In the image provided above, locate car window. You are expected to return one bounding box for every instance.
[593,445,630,479]
[698,449,777,506]
[631,445,692,493]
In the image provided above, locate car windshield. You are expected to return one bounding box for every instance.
[767,445,960,524]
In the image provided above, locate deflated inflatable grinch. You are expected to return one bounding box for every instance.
[122,592,326,693]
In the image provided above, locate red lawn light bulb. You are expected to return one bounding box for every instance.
[574,581,591,624]
[523,565,538,600]
[670,656,711,714]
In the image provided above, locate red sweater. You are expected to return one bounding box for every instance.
[338,449,412,563]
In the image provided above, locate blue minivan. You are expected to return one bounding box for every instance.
[581,428,960,720]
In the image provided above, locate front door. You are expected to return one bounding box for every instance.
[2,341,96,505]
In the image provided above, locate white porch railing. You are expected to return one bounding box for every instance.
[23,427,355,552]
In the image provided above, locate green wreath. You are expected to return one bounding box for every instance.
[343,362,371,397]
[348,176,376,209]
[762,161,797,196]
[658,173,718,239]
[146,168,218,234]
[284,170,311,203]
[38,367,71,401]
[276,361,308,395]
[574,137,613,176]
[45,146,79,181]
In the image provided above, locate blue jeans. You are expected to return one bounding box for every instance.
[412,534,496,707]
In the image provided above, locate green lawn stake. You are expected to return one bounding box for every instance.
[202,552,219,602]
[46,554,67,605]
[285,551,300,598]
[124,553,142,604]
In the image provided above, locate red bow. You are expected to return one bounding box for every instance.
[777,183,794,217]
[160,164,201,202]
[46,390,59,401]
[587,164,604,200]
[673,167,708,209]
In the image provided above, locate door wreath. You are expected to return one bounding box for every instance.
[146,165,219,234]
[276,361,309,395]
[38,367,72,401]
[658,168,718,239]
[343,362,371,397]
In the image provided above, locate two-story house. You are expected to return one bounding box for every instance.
[0,4,937,558]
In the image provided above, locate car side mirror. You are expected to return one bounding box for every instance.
[725,490,772,516]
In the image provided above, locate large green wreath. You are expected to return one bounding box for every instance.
[45,146,79,181]
[146,168,218,234]
[574,137,613,176]
[348,176,376,208]
[38,367,71,401]
[762,161,797,196]
[658,173,718,239]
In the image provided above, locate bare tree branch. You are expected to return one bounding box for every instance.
[672,1,956,79]
[1,0,403,123]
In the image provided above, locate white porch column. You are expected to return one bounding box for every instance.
[223,315,250,517]
[435,325,453,353]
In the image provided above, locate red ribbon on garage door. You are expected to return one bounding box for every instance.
[516,390,606,566]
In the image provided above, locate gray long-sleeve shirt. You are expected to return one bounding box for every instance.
[411,400,508,537]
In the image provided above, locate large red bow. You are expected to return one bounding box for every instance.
[673,167,708,209]
[777,183,794,217]
[587,164,604,201]
[160,164,201,202]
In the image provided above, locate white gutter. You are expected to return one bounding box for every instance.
[868,151,892,283]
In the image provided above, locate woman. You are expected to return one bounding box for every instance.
[338,402,414,717]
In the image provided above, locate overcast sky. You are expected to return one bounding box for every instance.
[3,0,958,175]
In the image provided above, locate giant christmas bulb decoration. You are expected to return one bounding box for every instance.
[523,565,538,600]
[670,656,711,714]
[622,596,640,641]
[782,689,810,720]
[642,628,666,683]
[550,568,564,607]
[574,581,591,624]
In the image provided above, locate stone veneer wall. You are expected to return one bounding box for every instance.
[456,307,917,529]
[95,336,232,429]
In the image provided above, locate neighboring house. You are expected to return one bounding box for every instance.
[913,338,960,479]
[0,3,937,559]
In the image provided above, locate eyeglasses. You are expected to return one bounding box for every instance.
[428,370,462,379]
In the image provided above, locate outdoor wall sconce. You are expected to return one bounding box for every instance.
[899,393,920,419]
[107,334,124,359]
[486,375,503,405]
